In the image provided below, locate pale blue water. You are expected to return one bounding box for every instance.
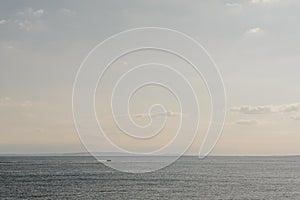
[1,156,300,199]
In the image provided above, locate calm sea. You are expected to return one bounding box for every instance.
[1,156,300,199]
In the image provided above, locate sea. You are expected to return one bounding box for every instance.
[1,156,300,199]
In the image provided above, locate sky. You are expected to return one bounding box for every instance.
[0,0,300,155]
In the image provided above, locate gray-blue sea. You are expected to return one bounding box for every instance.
[1,156,300,199]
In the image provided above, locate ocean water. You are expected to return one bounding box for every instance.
[1,156,300,199]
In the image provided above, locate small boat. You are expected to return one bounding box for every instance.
[106,159,111,162]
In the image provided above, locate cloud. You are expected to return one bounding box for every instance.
[59,8,76,16]
[1,8,45,31]
[113,111,184,119]
[0,19,9,25]
[245,27,265,36]
[17,20,33,31]
[13,8,45,31]
[249,0,279,4]
[225,3,242,8]
[17,8,45,18]
[0,19,34,31]
[247,27,261,34]
[0,97,11,106]
[133,111,182,119]
[33,9,44,18]
[0,97,32,107]
[244,27,266,37]
[225,3,243,14]
[231,105,273,114]
[290,116,300,120]
[235,119,259,125]
[280,103,300,112]
[231,103,300,114]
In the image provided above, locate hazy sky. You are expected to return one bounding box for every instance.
[0,0,300,155]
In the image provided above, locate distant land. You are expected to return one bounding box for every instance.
[0,152,181,157]
[0,152,299,157]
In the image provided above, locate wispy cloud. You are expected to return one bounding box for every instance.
[33,9,45,18]
[225,3,242,8]
[0,19,9,25]
[113,111,184,119]
[1,8,45,31]
[225,2,243,13]
[246,27,262,34]
[0,97,32,107]
[290,116,300,120]
[17,8,45,18]
[134,111,182,119]
[59,8,76,16]
[244,27,266,37]
[231,103,300,114]
[16,8,45,31]
[249,0,279,4]
[0,97,11,106]
[17,20,33,31]
[231,105,272,114]
[235,119,259,126]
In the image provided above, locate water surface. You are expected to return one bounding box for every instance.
[1,156,300,199]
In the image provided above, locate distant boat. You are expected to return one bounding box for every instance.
[106,159,111,162]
